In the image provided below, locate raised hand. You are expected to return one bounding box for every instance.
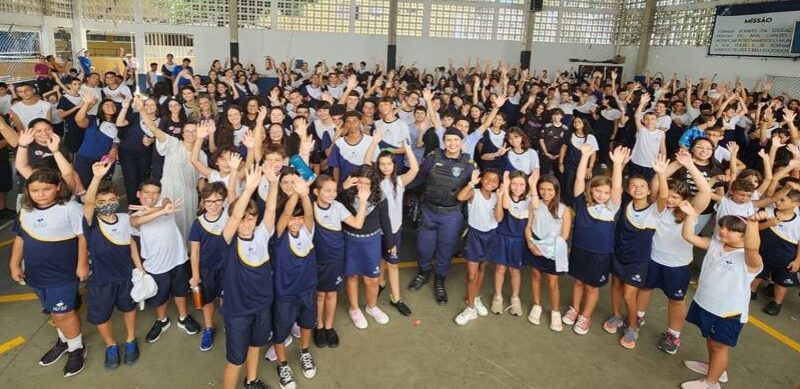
[82,93,96,106]
[257,106,268,122]
[196,121,211,139]
[783,108,796,123]
[241,130,257,149]
[142,136,154,147]
[292,176,311,196]
[18,128,35,147]
[579,143,596,156]
[227,151,243,172]
[748,210,769,222]
[726,141,739,156]
[609,145,630,164]
[652,153,669,174]
[674,149,694,167]
[469,169,480,186]
[371,129,383,145]
[46,133,61,153]
[92,161,112,177]
[678,200,696,216]
[347,74,358,89]
[357,182,371,202]
[640,92,651,105]
[494,93,508,108]
[422,88,433,102]
[244,164,263,190]
[132,95,144,111]
[299,137,315,157]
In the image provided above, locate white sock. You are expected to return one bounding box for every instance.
[66,334,83,352]
[159,317,168,323]
[57,329,67,342]
[637,311,646,318]
[667,327,681,338]
[179,316,186,321]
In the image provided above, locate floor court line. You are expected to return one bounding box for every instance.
[0,336,25,354]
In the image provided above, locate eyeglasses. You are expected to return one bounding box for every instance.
[203,199,224,205]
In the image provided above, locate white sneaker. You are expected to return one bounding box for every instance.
[528,304,543,325]
[684,360,729,383]
[549,311,563,332]
[365,306,390,325]
[491,295,504,314]
[680,379,721,389]
[265,336,293,361]
[348,308,368,329]
[509,297,523,316]
[291,322,301,338]
[474,297,489,317]
[455,307,478,326]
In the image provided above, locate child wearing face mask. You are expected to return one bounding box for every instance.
[83,162,145,369]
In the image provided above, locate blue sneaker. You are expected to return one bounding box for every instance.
[124,339,139,364]
[104,345,120,369]
[200,327,215,351]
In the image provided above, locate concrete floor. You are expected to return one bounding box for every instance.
[0,169,798,388]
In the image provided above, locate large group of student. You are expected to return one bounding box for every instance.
[3,50,799,389]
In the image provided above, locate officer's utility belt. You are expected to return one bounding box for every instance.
[423,203,462,213]
[343,229,381,238]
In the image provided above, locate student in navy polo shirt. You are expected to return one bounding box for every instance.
[271,174,319,388]
[83,161,144,368]
[10,168,88,377]
[219,164,278,389]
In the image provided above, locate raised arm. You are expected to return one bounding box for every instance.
[363,129,381,166]
[652,153,670,211]
[422,88,442,129]
[457,169,480,202]
[0,114,19,148]
[573,144,595,197]
[745,211,766,273]
[399,141,419,186]
[75,94,96,129]
[83,161,113,224]
[222,165,262,243]
[679,201,710,250]
[608,146,629,207]
[116,95,131,127]
[674,149,712,212]
[475,94,507,136]
[190,121,215,177]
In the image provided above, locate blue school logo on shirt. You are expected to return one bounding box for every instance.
[452,166,462,177]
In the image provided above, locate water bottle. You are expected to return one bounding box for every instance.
[290,154,317,182]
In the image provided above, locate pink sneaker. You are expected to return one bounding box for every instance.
[573,315,592,335]
[562,306,579,325]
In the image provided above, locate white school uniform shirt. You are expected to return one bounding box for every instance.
[532,202,565,240]
[10,100,51,129]
[655,114,672,131]
[313,201,352,232]
[146,71,158,88]
[49,102,62,125]
[102,85,132,104]
[304,84,323,100]
[208,170,242,195]
[601,109,622,121]
[507,149,540,175]
[136,199,187,275]
[693,237,761,323]
[232,124,250,147]
[0,94,11,116]
[327,83,345,100]
[714,196,754,220]
[558,102,576,115]
[467,190,498,232]
[486,129,506,149]
[713,146,731,165]
[334,135,380,165]
[313,119,336,145]
[380,177,405,233]
[569,133,599,152]
[630,128,663,168]
[397,108,416,126]
[375,118,411,148]
[721,115,741,131]
[651,208,695,268]
[238,224,274,266]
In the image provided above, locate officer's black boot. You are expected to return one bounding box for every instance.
[433,274,448,305]
[407,270,431,292]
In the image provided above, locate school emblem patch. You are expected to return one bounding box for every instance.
[452,166,462,177]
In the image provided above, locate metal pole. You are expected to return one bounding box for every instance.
[229,0,239,60]
[387,0,398,70]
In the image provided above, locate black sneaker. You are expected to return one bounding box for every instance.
[407,271,431,292]
[313,328,327,348]
[378,283,386,296]
[433,274,448,305]
[39,338,68,366]
[764,301,782,316]
[390,299,412,316]
[243,378,270,389]
[300,351,317,379]
[178,315,201,335]
[325,328,340,348]
[764,283,775,297]
[146,318,171,343]
[63,347,87,377]
[104,344,120,369]
[123,339,139,364]
[276,362,296,389]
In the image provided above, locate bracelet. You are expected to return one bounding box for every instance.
[18,145,28,149]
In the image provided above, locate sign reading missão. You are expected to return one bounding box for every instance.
[709,1,800,58]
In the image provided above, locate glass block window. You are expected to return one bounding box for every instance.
[0,0,43,14]
[48,0,74,19]
[656,0,713,6]
[496,7,525,41]
[429,4,495,40]
[497,0,526,4]
[54,28,73,61]
[277,0,351,33]
[651,7,714,46]
[239,0,272,29]
[355,0,389,35]
[531,10,558,43]
[397,1,424,37]
[623,0,646,9]
[616,10,642,45]
[560,11,616,44]
[82,0,134,22]
[145,33,194,73]
[143,0,228,26]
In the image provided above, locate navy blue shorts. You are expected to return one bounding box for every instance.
[200,267,224,302]
[31,281,79,314]
[0,159,12,192]
[272,294,316,344]
[492,234,525,269]
[612,255,650,288]
[223,306,273,365]
[146,262,191,307]
[642,261,691,301]
[344,233,381,278]
[686,301,744,347]
[525,254,563,275]
[759,263,800,288]
[465,227,497,263]
[316,259,344,292]
[381,231,402,264]
[568,246,611,287]
[87,280,135,325]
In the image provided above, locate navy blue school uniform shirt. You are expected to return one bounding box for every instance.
[83,213,134,284]
[188,212,230,271]
[119,111,156,158]
[572,194,619,254]
[614,197,658,260]
[477,129,507,171]
[219,226,274,317]
[496,196,531,236]
[13,202,84,287]
[273,228,317,300]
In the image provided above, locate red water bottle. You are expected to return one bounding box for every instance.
[192,286,203,309]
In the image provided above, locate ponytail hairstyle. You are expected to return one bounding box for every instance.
[537,175,562,220]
